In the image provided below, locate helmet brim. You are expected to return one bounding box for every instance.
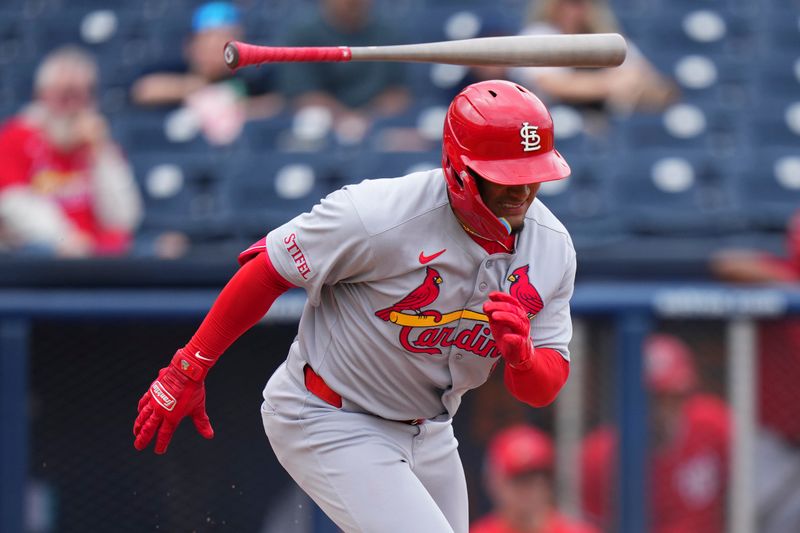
[464,149,571,186]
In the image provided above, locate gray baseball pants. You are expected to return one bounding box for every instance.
[261,361,469,533]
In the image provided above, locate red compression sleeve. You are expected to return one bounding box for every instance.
[183,252,294,360]
[503,347,570,407]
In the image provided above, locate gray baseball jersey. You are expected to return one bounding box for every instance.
[262,168,576,422]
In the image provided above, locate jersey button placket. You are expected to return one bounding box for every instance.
[479,282,488,292]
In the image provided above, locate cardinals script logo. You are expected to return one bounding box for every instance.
[375,265,543,357]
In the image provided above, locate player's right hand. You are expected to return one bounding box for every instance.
[133,349,214,454]
[483,291,534,370]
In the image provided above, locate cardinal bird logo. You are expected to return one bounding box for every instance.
[375,267,443,321]
[508,265,544,318]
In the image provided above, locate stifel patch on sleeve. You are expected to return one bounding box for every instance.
[283,233,312,280]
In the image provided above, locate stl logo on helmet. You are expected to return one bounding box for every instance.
[520,122,541,152]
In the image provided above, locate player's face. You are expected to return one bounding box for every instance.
[489,470,553,521]
[650,391,686,447]
[476,176,540,231]
[189,26,243,80]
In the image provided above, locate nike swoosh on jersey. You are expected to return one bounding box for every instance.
[419,249,446,264]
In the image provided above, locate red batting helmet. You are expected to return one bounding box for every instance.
[487,425,555,477]
[644,334,698,394]
[442,80,571,241]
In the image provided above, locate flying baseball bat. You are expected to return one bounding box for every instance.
[223,34,627,70]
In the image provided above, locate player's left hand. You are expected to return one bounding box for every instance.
[483,291,533,370]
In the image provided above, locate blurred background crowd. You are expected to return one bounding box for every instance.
[1,0,797,263]
[2,0,800,532]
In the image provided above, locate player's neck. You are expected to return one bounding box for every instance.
[459,221,516,254]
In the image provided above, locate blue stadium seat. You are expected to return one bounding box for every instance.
[732,149,800,230]
[395,4,523,44]
[129,151,231,237]
[112,110,218,153]
[223,152,341,238]
[752,54,800,103]
[637,10,753,58]
[650,0,755,11]
[610,150,740,235]
[536,157,626,242]
[761,12,800,53]
[362,103,450,152]
[27,9,171,91]
[552,132,593,163]
[0,71,28,111]
[240,114,297,152]
[405,63,460,107]
[612,1,650,19]
[615,107,711,152]
[31,12,91,50]
[616,14,651,40]
[0,10,40,65]
[549,104,595,159]
[245,0,313,41]
[140,14,190,50]
[648,52,751,108]
[393,5,463,43]
[349,150,442,183]
[740,102,800,149]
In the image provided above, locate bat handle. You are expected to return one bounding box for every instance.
[224,41,353,69]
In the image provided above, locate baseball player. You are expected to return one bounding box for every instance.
[133,80,576,533]
[472,425,599,533]
[581,334,730,533]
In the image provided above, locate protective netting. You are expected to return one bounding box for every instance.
[460,317,800,533]
[27,320,297,533]
[24,315,800,532]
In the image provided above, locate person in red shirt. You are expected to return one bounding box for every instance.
[581,334,731,533]
[472,425,599,533]
[0,45,141,256]
[711,211,800,533]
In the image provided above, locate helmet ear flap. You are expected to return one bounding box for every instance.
[444,157,464,188]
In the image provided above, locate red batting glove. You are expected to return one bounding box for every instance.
[483,291,535,370]
[133,349,215,454]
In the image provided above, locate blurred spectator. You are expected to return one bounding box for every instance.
[131,2,283,145]
[711,211,800,533]
[277,0,410,142]
[581,334,730,533]
[472,425,599,533]
[514,0,677,126]
[0,46,142,257]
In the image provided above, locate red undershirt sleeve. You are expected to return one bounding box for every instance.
[503,347,570,407]
[183,251,295,359]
